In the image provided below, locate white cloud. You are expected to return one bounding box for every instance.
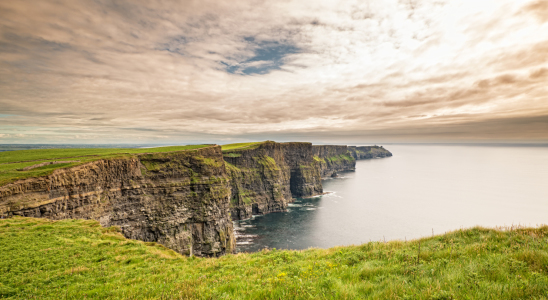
[0,0,547,143]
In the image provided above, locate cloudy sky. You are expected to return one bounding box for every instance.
[1,0,547,144]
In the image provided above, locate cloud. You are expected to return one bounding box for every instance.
[523,0,548,23]
[0,0,547,144]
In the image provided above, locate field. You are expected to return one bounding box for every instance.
[221,142,267,151]
[0,145,209,186]
[1,217,547,299]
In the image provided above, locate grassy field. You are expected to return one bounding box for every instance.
[221,142,267,152]
[0,145,209,186]
[1,217,547,299]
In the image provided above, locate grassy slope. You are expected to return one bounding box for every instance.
[221,142,266,152]
[0,145,209,186]
[1,217,547,299]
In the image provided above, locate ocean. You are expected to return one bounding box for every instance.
[235,144,548,252]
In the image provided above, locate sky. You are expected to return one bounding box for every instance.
[0,0,547,145]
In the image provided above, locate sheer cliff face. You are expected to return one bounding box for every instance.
[312,145,356,177]
[224,142,322,220]
[225,142,393,221]
[281,143,323,198]
[348,146,393,160]
[0,146,235,257]
[223,142,322,220]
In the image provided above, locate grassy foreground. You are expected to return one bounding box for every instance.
[0,145,208,186]
[1,218,548,299]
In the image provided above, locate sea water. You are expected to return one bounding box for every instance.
[235,144,548,252]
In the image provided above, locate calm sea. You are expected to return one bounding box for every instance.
[235,144,548,252]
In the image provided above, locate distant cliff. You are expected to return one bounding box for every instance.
[0,146,235,257]
[348,146,393,159]
[224,142,392,220]
[313,145,356,177]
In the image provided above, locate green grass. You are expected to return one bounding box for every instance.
[233,189,256,205]
[0,145,209,186]
[2,217,548,299]
[313,156,326,163]
[221,142,267,152]
[257,156,279,171]
[325,154,355,163]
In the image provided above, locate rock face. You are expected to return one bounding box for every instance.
[224,142,392,221]
[224,142,322,220]
[312,145,356,177]
[0,146,234,257]
[348,146,393,159]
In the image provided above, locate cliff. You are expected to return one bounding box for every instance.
[312,145,356,177]
[0,142,392,256]
[0,146,235,257]
[223,142,392,221]
[223,141,322,220]
[348,146,393,159]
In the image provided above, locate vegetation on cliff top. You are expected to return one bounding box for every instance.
[326,154,355,163]
[221,141,267,152]
[0,145,209,186]
[2,217,547,299]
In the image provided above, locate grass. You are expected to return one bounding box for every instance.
[0,145,209,186]
[232,189,256,205]
[1,217,548,299]
[257,156,279,171]
[325,154,355,163]
[313,156,326,163]
[221,142,267,152]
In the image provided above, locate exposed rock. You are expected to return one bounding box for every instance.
[224,141,322,220]
[312,145,356,177]
[18,160,80,171]
[348,146,393,159]
[0,146,234,257]
[224,142,392,221]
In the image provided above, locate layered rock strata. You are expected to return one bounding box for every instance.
[0,142,393,256]
[0,146,235,257]
[223,142,322,220]
[348,146,393,159]
[312,145,356,177]
[224,142,392,221]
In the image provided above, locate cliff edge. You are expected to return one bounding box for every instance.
[223,141,392,221]
[0,146,235,257]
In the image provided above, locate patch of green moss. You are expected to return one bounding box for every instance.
[142,160,161,171]
[313,156,326,163]
[240,194,255,205]
[231,189,255,206]
[325,154,355,163]
[257,156,279,171]
[195,156,223,168]
[224,162,241,173]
